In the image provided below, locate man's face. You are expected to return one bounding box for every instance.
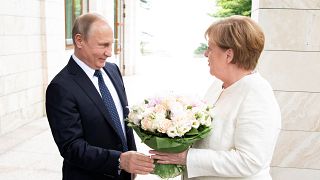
[81,21,113,69]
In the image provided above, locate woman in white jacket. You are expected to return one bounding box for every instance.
[150,15,281,180]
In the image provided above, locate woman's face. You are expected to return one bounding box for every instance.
[204,40,229,78]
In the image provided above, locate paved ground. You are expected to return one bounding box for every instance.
[0,55,212,180]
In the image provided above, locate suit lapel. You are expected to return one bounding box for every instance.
[103,63,132,143]
[66,57,122,139]
[104,63,135,150]
[103,64,129,117]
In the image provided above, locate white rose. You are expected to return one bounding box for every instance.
[176,121,192,136]
[168,101,184,117]
[128,112,142,125]
[157,118,173,134]
[141,117,155,132]
[166,126,179,138]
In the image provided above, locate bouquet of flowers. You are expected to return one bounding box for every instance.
[127,95,214,179]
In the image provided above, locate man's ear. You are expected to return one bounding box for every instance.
[225,49,234,63]
[74,34,83,48]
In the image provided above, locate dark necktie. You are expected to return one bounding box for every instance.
[94,70,128,151]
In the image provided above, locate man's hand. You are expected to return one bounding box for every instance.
[120,151,154,175]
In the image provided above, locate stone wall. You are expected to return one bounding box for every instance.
[0,0,66,135]
[253,0,320,179]
[0,0,51,135]
[0,0,116,135]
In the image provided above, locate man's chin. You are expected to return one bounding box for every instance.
[100,59,107,64]
[95,62,106,69]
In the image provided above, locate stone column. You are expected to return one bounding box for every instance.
[122,0,139,75]
[252,0,320,179]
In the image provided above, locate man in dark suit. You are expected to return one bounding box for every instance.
[46,13,154,180]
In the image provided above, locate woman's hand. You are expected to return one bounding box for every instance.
[149,149,188,165]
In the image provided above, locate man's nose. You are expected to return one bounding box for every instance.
[104,47,112,57]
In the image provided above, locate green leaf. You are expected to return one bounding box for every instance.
[185,128,199,136]
[130,125,212,153]
[153,163,185,179]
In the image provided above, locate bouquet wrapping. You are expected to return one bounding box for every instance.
[127,95,214,179]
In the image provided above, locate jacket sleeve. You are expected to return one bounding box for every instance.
[186,87,281,178]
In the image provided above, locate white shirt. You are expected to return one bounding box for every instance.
[72,54,126,136]
[185,72,281,180]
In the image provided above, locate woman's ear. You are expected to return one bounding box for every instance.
[74,34,83,48]
[225,49,234,63]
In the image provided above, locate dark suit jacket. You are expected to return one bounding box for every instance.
[46,57,136,180]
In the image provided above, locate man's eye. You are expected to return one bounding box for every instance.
[99,43,110,48]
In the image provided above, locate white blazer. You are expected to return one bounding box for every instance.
[184,72,281,180]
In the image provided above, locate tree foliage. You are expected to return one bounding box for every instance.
[194,43,208,55]
[194,0,252,55]
[211,0,252,17]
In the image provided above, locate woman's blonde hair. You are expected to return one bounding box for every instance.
[205,15,265,70]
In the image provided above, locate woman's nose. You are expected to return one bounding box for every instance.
[204,50,208,57]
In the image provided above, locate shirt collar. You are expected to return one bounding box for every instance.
[72,54,97,78]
